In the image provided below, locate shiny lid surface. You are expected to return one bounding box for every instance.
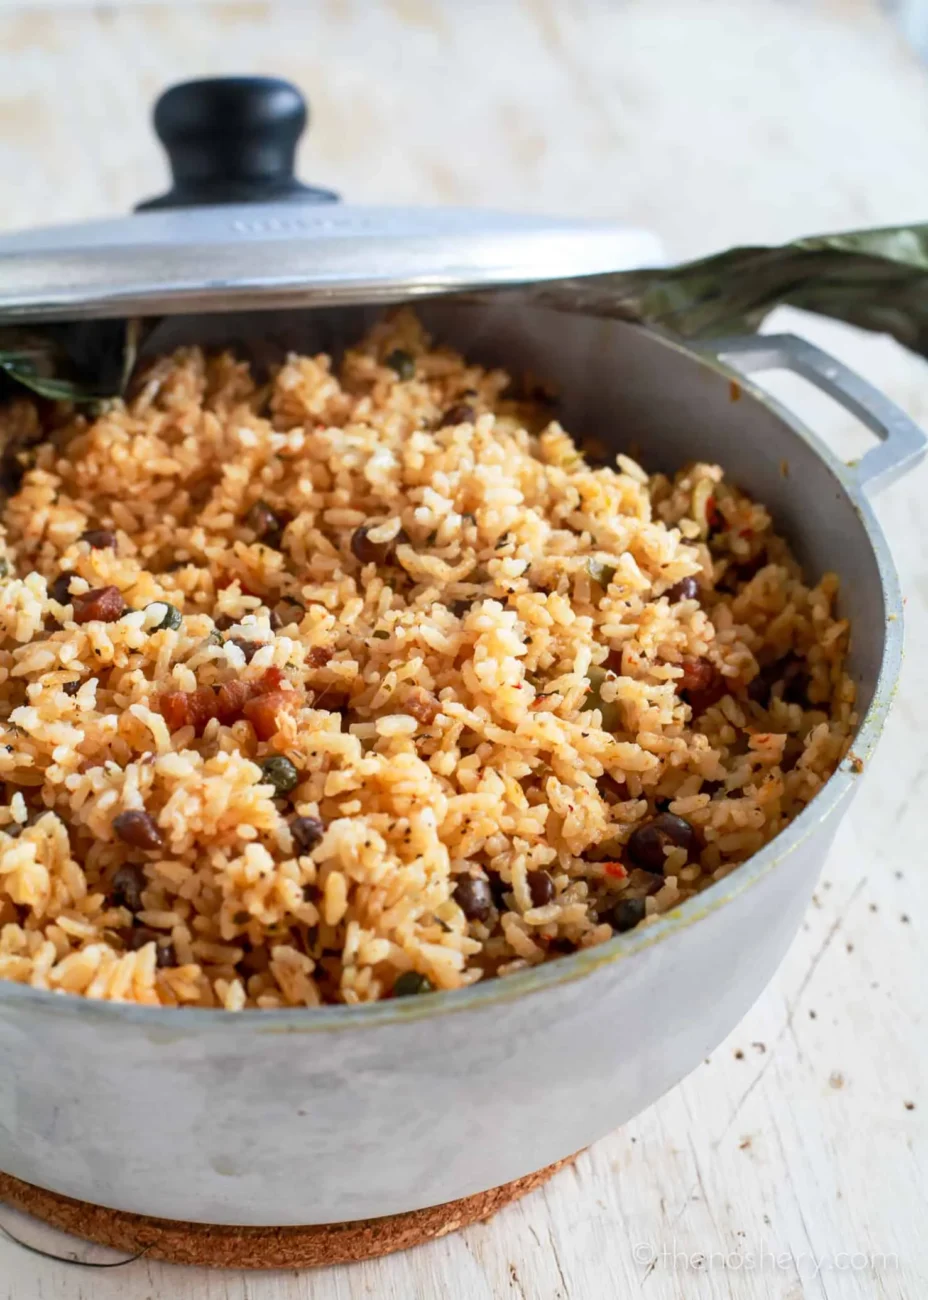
[0,203,662,324]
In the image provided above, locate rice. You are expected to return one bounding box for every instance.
[0,309,854,1009]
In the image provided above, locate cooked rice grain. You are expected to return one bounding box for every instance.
[0,310,854,1008]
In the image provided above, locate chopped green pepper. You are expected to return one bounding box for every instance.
[393,971,434,997]
[259,755,300,797]
[587,557,617,588]
[581,666,622,732]
[146,601,183,631]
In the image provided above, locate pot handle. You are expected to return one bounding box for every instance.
[703,333,926,495]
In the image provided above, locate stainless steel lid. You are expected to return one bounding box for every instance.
[0,78,662,324]
[0,204,662,324]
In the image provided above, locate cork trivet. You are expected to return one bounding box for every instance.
[0,1156,576,1269]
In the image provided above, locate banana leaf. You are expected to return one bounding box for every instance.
[515,222,928,356]
[0,318,142,405]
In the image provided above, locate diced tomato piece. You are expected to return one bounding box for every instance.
[187,688,220,733]
[159,666,295,736]
[72,585,126,624]
[244,690,292,741]
[157,691,190,732]
[257,666,288,694]
[215,679,252,726]
[157,687,217,734]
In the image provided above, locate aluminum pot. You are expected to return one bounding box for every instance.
[0,295,921,1225]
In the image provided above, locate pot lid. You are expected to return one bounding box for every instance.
[0,78,662,324]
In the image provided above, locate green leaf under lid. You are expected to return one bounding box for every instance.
[520,222,928,357]
[0,318,143,405]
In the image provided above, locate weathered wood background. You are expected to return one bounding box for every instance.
[0,2,924,1296]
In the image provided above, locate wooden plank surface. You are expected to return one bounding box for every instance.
[0,2,924,1296]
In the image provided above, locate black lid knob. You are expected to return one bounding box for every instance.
[137,77,339,211]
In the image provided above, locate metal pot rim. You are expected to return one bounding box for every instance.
[0,334,904,1036]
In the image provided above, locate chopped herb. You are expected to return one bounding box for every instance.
[581,666,622,732]
[385,349,415,380]
[588,557,617,588]
[147,601,183,631]
[393,971,434,997]
[259,755,300,797]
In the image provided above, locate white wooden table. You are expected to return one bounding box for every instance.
[0,2,925,1296]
